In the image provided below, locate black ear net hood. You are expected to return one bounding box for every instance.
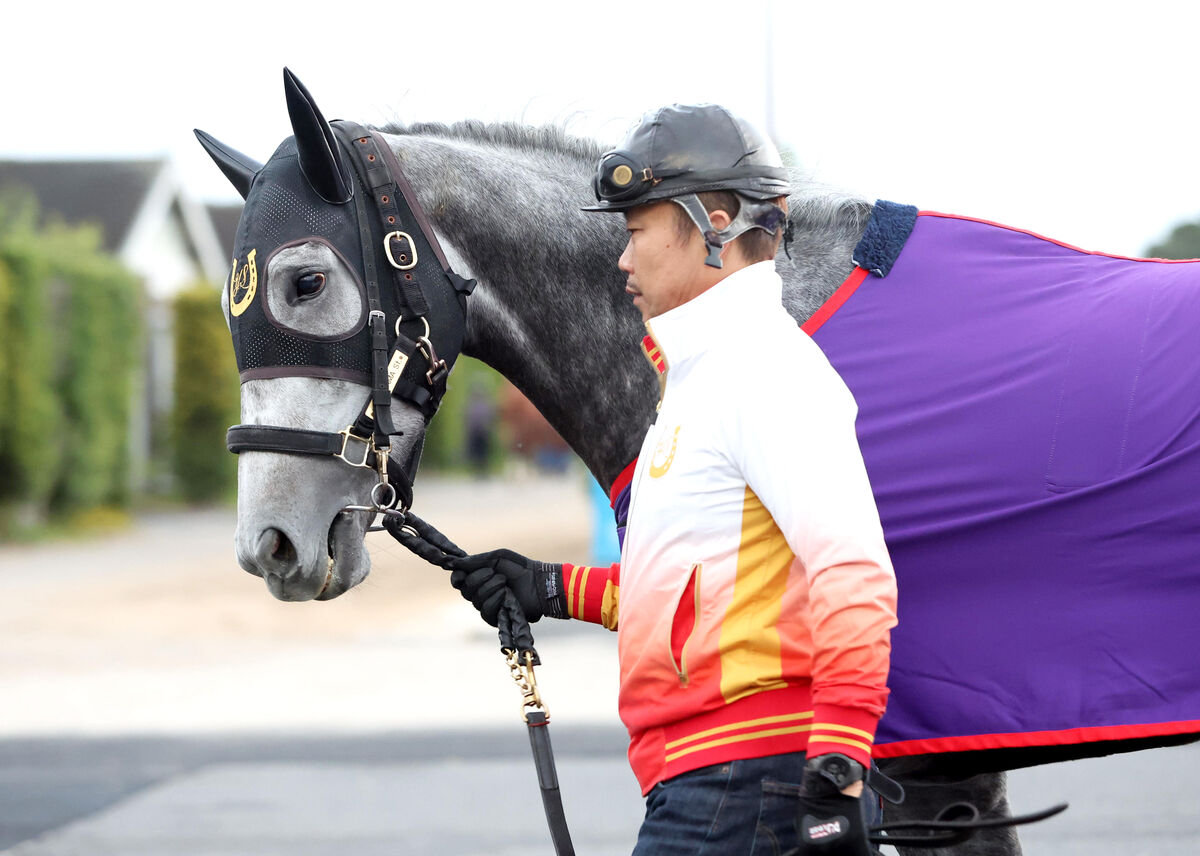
[195,69,477,512]
[223,134,378,381]
[196,70,469,393]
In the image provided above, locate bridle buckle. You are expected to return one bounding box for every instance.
[383,231,418,270]
[336,428,374,468]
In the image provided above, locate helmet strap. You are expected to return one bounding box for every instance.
[671,194,788,269]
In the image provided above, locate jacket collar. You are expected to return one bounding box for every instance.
[644,261,782,369]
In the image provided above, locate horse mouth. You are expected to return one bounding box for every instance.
[317,510,365,600]
[317,557,334,598]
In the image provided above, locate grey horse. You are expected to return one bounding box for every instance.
[200,74,1138,855]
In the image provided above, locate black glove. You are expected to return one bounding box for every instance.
[448,549,568,626]
[384,512,568,626]
[795,763,873,856]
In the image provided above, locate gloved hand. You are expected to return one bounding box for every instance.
[449,548,567,625]
[795,761,873,856]
[385,512,568,626]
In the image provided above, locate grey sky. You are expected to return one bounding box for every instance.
[4,0,1197,256]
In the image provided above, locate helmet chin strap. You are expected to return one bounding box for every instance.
[672,194,789,268]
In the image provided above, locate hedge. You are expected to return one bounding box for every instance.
[0,209,142,529]
[171,281,239,501]
[0,259,9,445]
[0,233,62,521]
[45,226,141,509]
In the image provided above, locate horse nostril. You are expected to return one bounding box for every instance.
[255,527,298,568]
[271,530,297,563]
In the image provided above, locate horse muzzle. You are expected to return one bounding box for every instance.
[237,508,369,602]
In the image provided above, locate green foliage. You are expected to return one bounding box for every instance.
[1145,222,1200,260]
[0,261,9,435]
[171,281,238,501]
[0,186,40,237]
[0,192,143,531]
[45,232,141,509]
[0,233,63,519]
[421,356,505,472]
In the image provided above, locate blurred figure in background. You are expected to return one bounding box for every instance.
[498,381,572,474]
[463,378,496,477]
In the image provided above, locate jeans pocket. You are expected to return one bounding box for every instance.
[635,762,738,856]
[750,779,804,856]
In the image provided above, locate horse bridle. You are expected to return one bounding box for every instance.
[225,120,476,516]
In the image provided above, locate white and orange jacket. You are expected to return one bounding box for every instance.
[564,261,898,795]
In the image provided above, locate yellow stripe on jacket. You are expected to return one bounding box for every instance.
[718,486,793,702]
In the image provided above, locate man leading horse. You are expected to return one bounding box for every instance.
[397,103,898,856]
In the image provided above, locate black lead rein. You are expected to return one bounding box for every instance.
[385,514,576,856]
[496,592,576,856]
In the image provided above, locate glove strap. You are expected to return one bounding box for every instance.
[538,563,569,619]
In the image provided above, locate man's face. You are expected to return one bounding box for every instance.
[618,201,711,322]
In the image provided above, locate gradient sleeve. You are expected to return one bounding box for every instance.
[562,563,620,630]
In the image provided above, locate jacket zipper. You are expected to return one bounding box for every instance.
[669,563,702,686]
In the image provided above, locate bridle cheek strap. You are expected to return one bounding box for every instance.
[226,424,416,511]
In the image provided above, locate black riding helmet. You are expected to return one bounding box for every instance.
[582,103,791,267]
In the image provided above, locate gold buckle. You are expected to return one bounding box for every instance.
[383,231,418,270]
[336,429,374,468]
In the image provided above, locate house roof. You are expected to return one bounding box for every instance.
[206,202,243,263]
[0,158,164,252]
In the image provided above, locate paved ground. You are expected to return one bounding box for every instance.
[0,473,616,737]
[1,472,1197,854]
[2,731,1196,855]
[0,729,642,855]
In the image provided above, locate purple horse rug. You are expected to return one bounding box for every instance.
[803,202,1200,759]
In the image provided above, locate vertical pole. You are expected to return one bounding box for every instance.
[764,0,777,143]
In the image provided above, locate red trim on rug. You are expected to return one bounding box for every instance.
[873,719,1200,758]
[801,266,869,335]
[609,458,638,507]
[918,210,1200,264]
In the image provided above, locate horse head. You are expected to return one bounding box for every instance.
[195,69,473,601]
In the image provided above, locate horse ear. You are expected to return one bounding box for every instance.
[283,68,352,204]
[194,129,261,200]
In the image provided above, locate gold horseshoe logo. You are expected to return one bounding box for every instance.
[649,425,680,479]
[229,248,258,317]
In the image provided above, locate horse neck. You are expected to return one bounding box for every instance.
[383,131,871,489]
[778,192,875,324]
[384,131,656,488]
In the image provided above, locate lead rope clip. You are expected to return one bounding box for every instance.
[417,335,449,387]
[503,648,549,723]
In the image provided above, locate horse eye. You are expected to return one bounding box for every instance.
[295,271,326,299]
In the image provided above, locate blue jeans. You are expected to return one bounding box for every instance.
[631,752,882,856]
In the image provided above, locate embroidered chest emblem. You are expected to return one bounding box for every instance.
[649,425,681,478]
